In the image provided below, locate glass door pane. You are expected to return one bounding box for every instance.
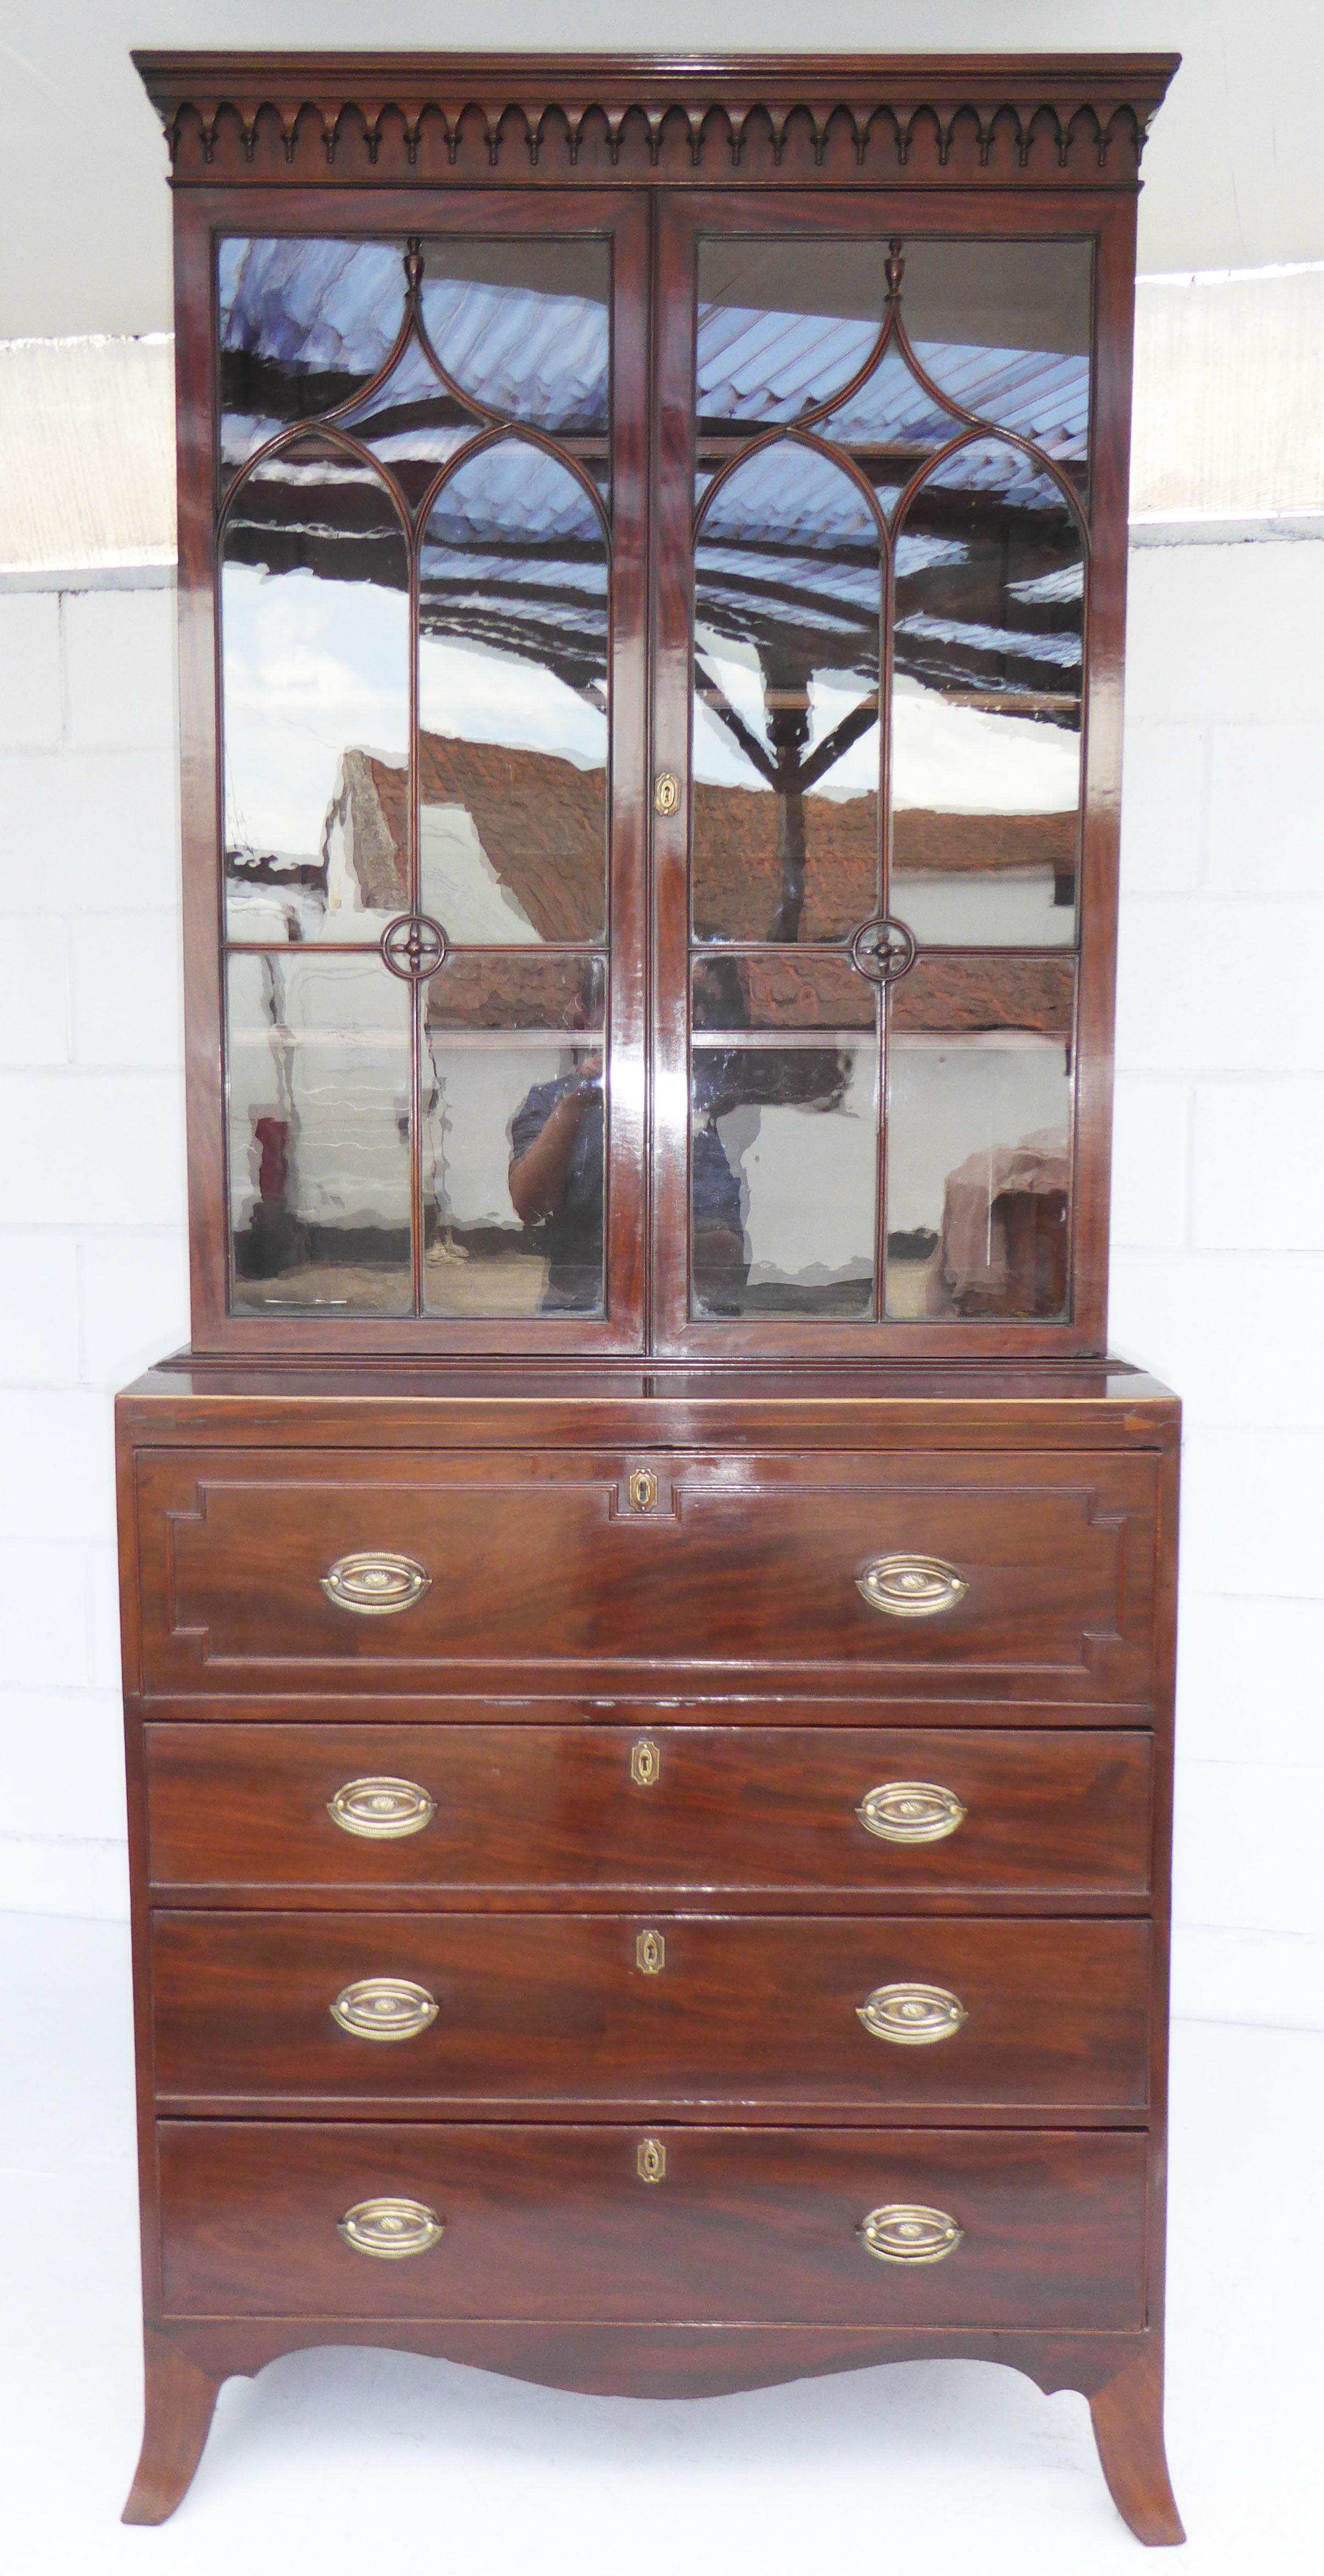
[215,213,643,1341]
[653,204,1093,1348]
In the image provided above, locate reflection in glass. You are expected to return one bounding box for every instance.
[334,334,473,509]
[884,956,1074,1321]
[890,439,1084,947]
[331,237,613,509]
[423,956,605,1317]
[418,441,609,945]
[693,444,880,944]
[816,343,958,513]
[227,951,413,1314]
[689,954,877,1319]
[692,951,873,1032]
[697,239,885,429]
[695,235,1091,474]
[221,436,410,943]
[418,237,610,434]
[897,238,1092,466]
[218,237,409,477]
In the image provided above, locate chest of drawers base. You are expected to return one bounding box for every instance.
[117,1369,1182,2544]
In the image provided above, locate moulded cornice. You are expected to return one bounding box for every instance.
[132,50,1180,184]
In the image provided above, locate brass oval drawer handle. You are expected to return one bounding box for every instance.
[859,2203,963,2266]
[338,2197,444,2259]
[328,1777,437,1840]
[857,1782,966,1845]
[856,1981,967,2046]
[330,1976,439,2042]
[321,1551,431,1616]
[856,1554,967,1619]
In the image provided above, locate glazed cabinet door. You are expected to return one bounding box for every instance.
[184,191,649,1354]
[649,195,1129,1359]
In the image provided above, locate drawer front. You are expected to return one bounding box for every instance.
[134,1448,1158,1702]
[150,1914,1150,2113]
[144,1722,1154,1901]
[156,2120,1148,2329]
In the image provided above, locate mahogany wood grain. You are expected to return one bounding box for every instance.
[170,185,652,1364]
[1090,2346,1186,2547]
[131,2313,1175,2544]
[122,1359,1181,1430]
[135,54,1178,199]
[121,2328,221,2526]
[119,43,1182,2543]
[137,86,1167,1364]
[135,1446,1159,1701]
[143,1721,1154,1905]
[155,2121,1149,2332]
[155,2312,1151,2400]
[131,1689,1153,1734]
[648,188,1140,1364]
[149,1913,1150,2115]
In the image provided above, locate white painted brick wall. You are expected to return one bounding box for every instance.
[0,584,186,1929]
[1115,540,1324,2029]
[0,553,1320,2034]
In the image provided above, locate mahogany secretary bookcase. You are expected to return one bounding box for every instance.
[119,52,1185,2541]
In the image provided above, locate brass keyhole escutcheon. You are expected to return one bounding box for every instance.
[627,1466,658,1513]
[653,770,680,816]
[636,1928,665,1975]
[637,2137,666,2184]
[631,1738,661,1788]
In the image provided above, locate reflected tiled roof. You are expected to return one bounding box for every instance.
[363,736,605,944]
[358,732,1075,950]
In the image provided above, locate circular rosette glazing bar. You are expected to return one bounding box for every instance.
[380,913,448,982]
[848,914,917,987]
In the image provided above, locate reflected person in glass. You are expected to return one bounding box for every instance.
[507,970,605,1314]
[689,957,752,1315]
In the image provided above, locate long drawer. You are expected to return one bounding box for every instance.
[133,1447,1159,1701]
[144,1722,1154,1901]
[156,2121,1148,2329]
[150,1914,1151,2113]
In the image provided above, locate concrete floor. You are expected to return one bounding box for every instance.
[1,1911,1319,2575]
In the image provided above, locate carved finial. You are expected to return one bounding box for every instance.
[403,236,424,299]
[884,237,905,301]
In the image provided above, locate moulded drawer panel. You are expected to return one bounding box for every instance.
[133,1448,1160,1702]
[156,2120,1148,2331]
[143,1722,1155,1901]
[149,1913,1151,2114]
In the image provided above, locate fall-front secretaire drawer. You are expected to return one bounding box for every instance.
[143,1722,1154,1902]
[156,2121,1148,2331]
[149,1913,1151,2114]
[131,1448,1159,1701]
